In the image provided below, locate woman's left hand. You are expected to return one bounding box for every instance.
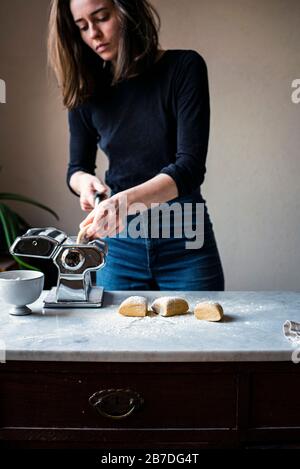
[79,193,128,239]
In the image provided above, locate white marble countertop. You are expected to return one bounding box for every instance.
[0,290,300,362]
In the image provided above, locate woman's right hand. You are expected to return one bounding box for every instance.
[73,172,109,211]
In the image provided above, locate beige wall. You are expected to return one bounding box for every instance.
[0,0,299,290]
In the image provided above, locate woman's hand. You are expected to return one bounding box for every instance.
[78,174,178,239]
[71,172,109,211]
[79,192,128,239]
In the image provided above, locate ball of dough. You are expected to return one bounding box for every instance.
[118,296,147,317]
[150,296,189,317]
[194,302,224,321]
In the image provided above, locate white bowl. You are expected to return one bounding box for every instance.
[0,270,44,316]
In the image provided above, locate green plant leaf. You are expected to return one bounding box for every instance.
[0,193,59,220]
[11,254,40,271]
[0,203,12,249]
[5,205,21,240]
[0,203,40,271]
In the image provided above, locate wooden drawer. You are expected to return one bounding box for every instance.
[2,361,300,448]
[249,371,300,428]
[0,362,237,430]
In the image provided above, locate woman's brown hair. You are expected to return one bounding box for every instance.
[47,0,161,109]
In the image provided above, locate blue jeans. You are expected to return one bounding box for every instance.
[96,191,225,291]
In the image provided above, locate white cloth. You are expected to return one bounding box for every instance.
[283,320,300,343]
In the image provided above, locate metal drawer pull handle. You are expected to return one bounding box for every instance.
[89,389,144,420]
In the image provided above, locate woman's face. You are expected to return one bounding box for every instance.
[70,0,121,64]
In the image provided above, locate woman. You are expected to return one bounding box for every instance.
[48,0,225,291]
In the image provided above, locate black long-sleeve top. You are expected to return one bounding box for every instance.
[67,49,210,197]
